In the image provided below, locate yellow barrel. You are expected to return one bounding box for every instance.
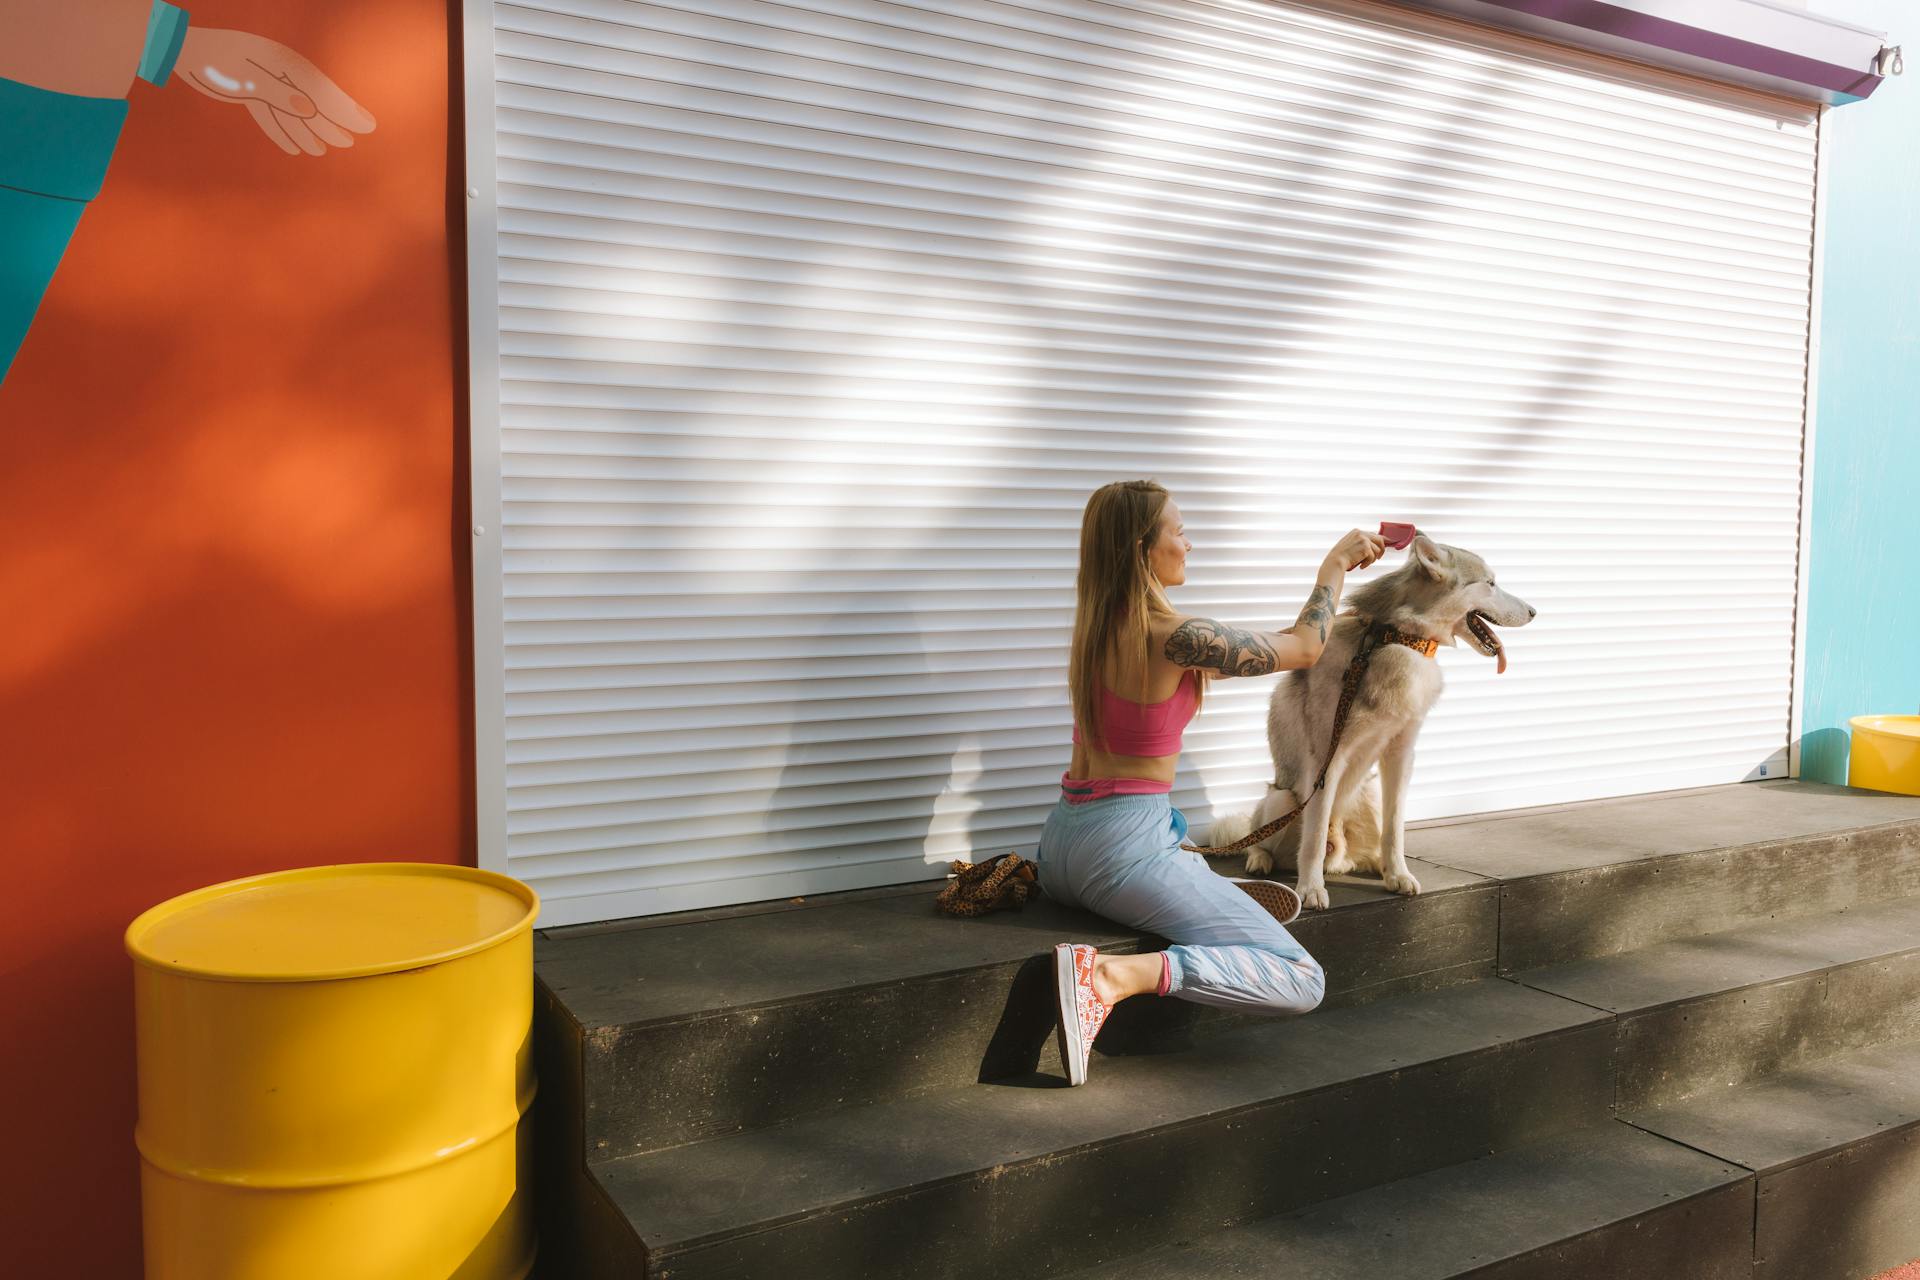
[1849,715,1920,796]
[126,863,539,1280]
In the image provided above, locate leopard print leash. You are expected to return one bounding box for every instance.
[1177,621,1438,858]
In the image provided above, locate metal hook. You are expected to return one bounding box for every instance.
[1877,45,1903,77]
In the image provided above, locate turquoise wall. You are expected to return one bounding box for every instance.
[1799,1,1918,783]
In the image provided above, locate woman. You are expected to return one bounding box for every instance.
[1038,479,1385,1087]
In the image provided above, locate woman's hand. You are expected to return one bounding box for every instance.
[1324,528,1386,573]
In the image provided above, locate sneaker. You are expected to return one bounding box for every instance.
[1231,877,1302,926]
[1053,942,1113,1087]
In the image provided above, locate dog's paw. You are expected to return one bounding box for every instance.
[1299,881,1331,911]
[1382,869,1422,897]
[1244,847,1274,877]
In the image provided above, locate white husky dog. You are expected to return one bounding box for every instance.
[1206,535,1535,911]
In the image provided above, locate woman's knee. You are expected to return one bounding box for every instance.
[1270,953,1325,1014]
[1297,955,1327,1011]
[1215,945,1324,1014]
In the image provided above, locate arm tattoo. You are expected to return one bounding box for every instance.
[1165,619,1282,676]
[1294,585,1334,646]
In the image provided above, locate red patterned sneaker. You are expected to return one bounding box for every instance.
[1054,942,1113,1087]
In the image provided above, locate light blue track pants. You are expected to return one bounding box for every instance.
[1035,792,1325,1014]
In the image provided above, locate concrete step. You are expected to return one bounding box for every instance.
[1512,893,1920,1109]
[574,980,1613,1280]
[1052,1121,1752,1280]
[1408,780,1920,972]
[532,781,1920,1279]
[535,781,1920,1160]
[536,858,1494,1159]
[1627,1036,1920,1280]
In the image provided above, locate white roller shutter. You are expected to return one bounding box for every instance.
[465,0,1819,926]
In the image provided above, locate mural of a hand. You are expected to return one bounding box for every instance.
[175,28,376,156]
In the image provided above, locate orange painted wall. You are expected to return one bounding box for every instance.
[0,3,465,1274]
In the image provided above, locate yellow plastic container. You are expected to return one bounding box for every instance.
[126,863,540,1280]
[1848,715,1920,797]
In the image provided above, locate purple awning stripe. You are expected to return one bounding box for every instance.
[1401,0,1886,103]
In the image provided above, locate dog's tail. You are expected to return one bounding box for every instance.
[1200,809,1255,854]
[1205,787,1305,853]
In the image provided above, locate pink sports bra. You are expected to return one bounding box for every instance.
[1071,667,1201,757]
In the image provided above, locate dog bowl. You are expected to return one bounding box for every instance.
[1848,715,1920,796]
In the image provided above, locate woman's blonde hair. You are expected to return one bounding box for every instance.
[1069,479,1202,749]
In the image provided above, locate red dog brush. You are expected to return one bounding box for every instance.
[1379,521,1418,550]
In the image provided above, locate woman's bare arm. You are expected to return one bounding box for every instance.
[1166,570,1343,677]
[1164,527,1382,676]
[1163,613,1317,676]
[1290,583,1337,651]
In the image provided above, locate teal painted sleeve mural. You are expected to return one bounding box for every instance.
[0,0,375,384]
[1801,0,1918,784]
[0,76,130,384]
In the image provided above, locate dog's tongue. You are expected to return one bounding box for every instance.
[1497,646,1508,676]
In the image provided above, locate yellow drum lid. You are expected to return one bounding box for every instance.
[1852,715,1920,741]
[126,863,538,982]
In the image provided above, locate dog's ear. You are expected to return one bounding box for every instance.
[1410,534,1449,579]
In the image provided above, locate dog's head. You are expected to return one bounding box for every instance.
[1347,534,1536,673]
